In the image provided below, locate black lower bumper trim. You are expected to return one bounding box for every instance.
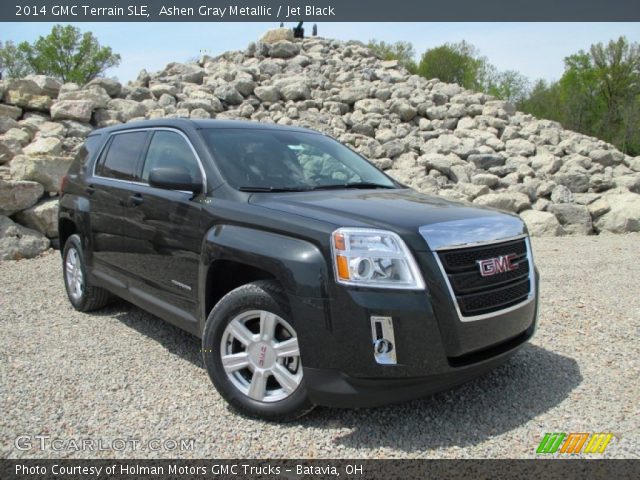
[303,338,526,408]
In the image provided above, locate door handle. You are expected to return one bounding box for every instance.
[85,184,95,195]
[129,193,144,206]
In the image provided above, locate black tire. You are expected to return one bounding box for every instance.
[202,280,314,421]
[62,234,111,312]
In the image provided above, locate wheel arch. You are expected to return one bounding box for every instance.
[199,224,330,332]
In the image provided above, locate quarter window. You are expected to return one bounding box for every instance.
[97,131,148,181]
[142,131,200,183]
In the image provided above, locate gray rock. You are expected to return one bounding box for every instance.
[519,209,565,237]
[614,173,640,193]
[354,98,385,114]
[468,154,505,169]
[589,149,621,167]
[0,104,22,120]
[254,85,281,103]
[260,28,294,44]
[0,215,50,260]
[0,137,22,165]
[0,180,44,216]
[50,100,94,123]
[214,84,244,105]
[14,198,59,238]
[547,204,593,235]
[25,75,62,97]
[86,77,122,97]
[554,168,590,193]
[594,192,640,233]
[9,154,73,193]
[473,192,531,213]
[107,99,147,122]
[505,139,536,157]
[471,173,500,187]
[390,101,417,122]
[550,185,574,204]
[160,63,204,84]
[22,137,63,156]
[3,79,52,111]
[268,41,300,59]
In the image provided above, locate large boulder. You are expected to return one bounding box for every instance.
[0,180,44,216]
[547,203,593,235]
[107,99,147,122]
[473,192,531,213]
[58,86,111,109]
[86,77,122,97]
[254,85,281,103]
[9,155,73,193]
[0,137,23,165]
[3,79,53,111]
[594,192,640,233]
[25,75,62,97]
[159,63,204,84]
[519,209,565,237]
[50,100,94,122]
[0,215,50,260]
[260,28,294,44]
[268,41,300,59]
[22,137,63,156]
[0,104,22,120]
[14,198,59,238]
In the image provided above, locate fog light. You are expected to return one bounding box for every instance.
[370,316,397,365]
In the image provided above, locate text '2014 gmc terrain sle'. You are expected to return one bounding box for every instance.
[59,119,538,420]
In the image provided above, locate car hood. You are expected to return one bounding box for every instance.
[249,188,526,251]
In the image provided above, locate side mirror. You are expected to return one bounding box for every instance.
[149,167,202,194]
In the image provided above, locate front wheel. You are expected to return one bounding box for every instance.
[202,280,314,421]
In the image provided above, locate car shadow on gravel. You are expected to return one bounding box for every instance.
[93,299,205,367]
[298,344,582,451]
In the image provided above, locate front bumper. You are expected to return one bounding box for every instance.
[288,263,539,408]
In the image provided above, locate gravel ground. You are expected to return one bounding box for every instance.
[1,234,638,459]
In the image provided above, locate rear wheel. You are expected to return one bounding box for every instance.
[62,234,111,312]
[202,280,314,421]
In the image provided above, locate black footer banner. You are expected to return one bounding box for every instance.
[1,459,639,480]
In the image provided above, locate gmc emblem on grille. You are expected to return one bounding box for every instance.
[477,254,519,277]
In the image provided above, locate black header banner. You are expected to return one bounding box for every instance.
[2,0,639,22]
[1,459,639,480]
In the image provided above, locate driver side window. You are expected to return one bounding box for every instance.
[142,130,200,183]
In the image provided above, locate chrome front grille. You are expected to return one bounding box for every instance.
[434,237,535,321]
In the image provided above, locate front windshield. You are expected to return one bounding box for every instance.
[199,128,396,191]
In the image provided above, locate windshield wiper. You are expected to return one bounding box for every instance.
[310,182,396,190]
[238,186,312,192]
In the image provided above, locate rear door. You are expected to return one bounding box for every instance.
[88,130,150,277]
[119,129,205,318]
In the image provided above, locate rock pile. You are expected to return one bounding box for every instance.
[1,28,640,259]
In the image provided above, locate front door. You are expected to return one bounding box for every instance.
[120,129,205,318]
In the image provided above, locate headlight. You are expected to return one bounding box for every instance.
[331,228,425,290]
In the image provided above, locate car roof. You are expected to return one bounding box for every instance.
[90,118,322,136]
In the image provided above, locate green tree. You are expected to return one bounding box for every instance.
[367,40,417,73]
[518,36,640,155]
[0,40,33,78]
[485,69,531,104]
[0,24,120,84]
[518,79,562,121]
[416,41,487,90]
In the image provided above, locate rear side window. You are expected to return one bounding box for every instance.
[141,131,200,182]
[71,135,102,174]
[97,131,148,181]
